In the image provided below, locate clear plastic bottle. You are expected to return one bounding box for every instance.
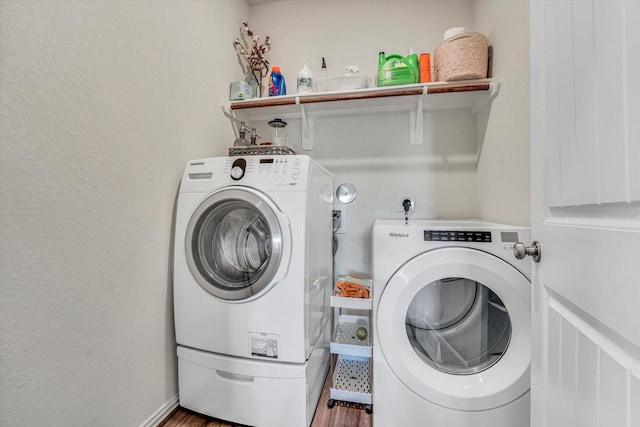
[297,64,313,93]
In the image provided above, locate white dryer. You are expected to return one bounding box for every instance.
[372,220,531,427]
[174,155,333,427]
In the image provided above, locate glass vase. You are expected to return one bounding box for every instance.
[244,70,261,98]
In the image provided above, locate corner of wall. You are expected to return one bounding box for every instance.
[472,0,531,226]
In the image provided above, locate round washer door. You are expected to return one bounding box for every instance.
[185,186,290,302]
[376,247,530,411]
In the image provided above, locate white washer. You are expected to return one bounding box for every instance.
[372,220,531,427]
[174,155,333,427]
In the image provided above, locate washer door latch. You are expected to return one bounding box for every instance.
[513,241,542,262]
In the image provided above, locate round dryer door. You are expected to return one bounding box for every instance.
[185,187,290,301]
[376,247,531,411]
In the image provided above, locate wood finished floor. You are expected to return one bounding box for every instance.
[158,369,372,427]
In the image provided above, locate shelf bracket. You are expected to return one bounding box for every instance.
[221,101,248,138]
[472,81,501,114]
[221,106,238,136]
[409,86,428,145]
[297,96,314,150]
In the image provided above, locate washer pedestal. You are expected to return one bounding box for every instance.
[178,323,329,427]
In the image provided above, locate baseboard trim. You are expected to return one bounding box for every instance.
[139,394,179,427]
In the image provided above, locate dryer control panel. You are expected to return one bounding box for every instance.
[424,230,492,242]
[375,220,533,278]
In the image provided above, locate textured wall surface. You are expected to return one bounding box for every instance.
[0,0,530,424]
[0,1,246,425]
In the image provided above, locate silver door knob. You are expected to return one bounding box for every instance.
[513,241,541,262]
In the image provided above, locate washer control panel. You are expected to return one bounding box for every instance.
[255,157,301,180]
[223,156,308,188]
[180,155,314,193]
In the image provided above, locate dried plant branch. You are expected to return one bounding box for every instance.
[233,21,271,77]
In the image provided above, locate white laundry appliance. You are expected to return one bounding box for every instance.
[372,220,531,427]
[174,155,333,427]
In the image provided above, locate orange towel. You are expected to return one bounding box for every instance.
[336,280,370,299]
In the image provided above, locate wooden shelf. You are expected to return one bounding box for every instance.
[230,80,493,111]
[224,79,500,150]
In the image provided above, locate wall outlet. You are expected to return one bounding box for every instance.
[397,195,415,212]
[332,208,346,234]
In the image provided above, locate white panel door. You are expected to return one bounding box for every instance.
[530,1,640,426]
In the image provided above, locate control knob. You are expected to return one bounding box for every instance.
[230,158,247,180]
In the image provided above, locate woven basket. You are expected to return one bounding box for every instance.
[434,32,488,81]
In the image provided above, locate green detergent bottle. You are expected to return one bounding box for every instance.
[377,51,419,87]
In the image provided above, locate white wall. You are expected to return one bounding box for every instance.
[248,0,530,278]
[474,0,531,226]
[0,1,246,425]
[250,0,474,87]
[0,1,530,424]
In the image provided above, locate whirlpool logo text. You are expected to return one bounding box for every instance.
[389,232,410,239]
